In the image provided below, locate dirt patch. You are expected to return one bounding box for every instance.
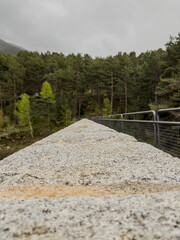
[0,135,48,160]
[0,182,180,198]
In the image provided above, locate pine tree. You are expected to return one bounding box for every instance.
[39,81,56,128]
[15,93,33,137]
[40,81,55,103]
[61,102,72,127]
[102,98,112,116]
[0,108,3,128]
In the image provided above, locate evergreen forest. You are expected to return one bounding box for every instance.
[0,33,180,159]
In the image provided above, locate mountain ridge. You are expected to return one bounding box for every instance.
[0,39,25,55]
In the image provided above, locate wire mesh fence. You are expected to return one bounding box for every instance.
[158,123,180,158]
[95,120,155,146]
[123,121,155,146]
[92,108,180,158]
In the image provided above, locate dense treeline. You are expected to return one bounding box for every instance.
[0,33,180,137]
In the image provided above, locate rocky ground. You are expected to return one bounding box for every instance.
[0,119,180,239]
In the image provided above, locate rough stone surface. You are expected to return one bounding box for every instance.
[0,119,180,239]
[0,193,180,240]
[0,119,180,186]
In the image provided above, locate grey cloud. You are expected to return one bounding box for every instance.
[0,0,180,57]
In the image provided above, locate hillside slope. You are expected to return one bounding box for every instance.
[0,39,25,54]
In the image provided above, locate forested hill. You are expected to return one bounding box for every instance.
[0,33,180,139]
[0,39,25,55]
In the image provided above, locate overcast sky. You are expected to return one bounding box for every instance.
[0,0,180,57]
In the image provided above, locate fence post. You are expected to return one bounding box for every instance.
[152,110,157,147]
[157,111,161,149]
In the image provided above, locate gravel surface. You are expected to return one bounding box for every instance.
[0,119,180,239]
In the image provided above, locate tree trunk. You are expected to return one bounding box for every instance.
[155,90,158,104]
[125,81,127,113]
[111,72,114,112]
[0,86,2,110]
[28,115,34,138]
[155,81,158,104]
[78,99,81,119]
[47,102,50,126]
[13,79,16,111]
[13,79,17,124]
[97,79,100,109]
[74,90,78,118]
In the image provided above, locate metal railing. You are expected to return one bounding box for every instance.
[92,107,180,158]
[157,108,180,157]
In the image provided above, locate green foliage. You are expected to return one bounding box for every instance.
[15,93,33,137]
[28,81,57,135]
[40,81,56,103]
[1,34,180,159]
[61,103,72,127]
[31,98,56,135]
[149,103,168,111]
[0,33,180,142]
[94,102,101,116]
[155,70,180,108]
[102,98,112,116]
[15,94,30,125]
[39,81,56,129]
[0,108,3,128]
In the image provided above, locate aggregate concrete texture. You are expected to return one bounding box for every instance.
[0,119,180,239]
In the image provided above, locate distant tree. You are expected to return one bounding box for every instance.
[17,51,45,95]
[38,81,56,128]
[0,108,3,128]
[1,33,180,140]
[162,33,180,78]
[61,102,72,127]
[156,74,180,107]
[94,101,101,116]
[0,55,25,120]
[102,98,112,116]
[15,93,33,137]
[40,81,55,103]
[134,50,163,111]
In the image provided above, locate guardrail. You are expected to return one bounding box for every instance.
[91,107,180,158]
